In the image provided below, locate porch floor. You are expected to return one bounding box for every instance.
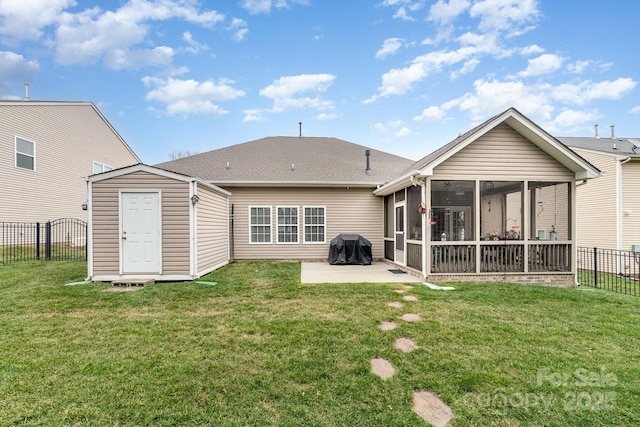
[301,261,424,284]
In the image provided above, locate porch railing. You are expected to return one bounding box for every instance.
[577,247,640,297]
[432,244,476,273]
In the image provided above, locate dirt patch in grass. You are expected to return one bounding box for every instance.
[413,390,453,427]
[387,302,404,308]
[403,295,418,302]
[401,313,421,322]
[379,321,398,331]
[371,358,395,380]
[395,338,419,353]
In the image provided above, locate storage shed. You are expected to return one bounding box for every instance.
[86,164,231,282]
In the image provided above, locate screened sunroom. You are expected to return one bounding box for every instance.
[377,108,600,286]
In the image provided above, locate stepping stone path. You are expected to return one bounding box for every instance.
[379,321,398,331]
[395,337,419,353]
[371,358,395,380]
[401,313,421,322]
[369,286,453,425]
[413,391,454,427]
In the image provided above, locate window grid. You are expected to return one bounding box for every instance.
[249,206,272,243]
[93,161,113,174]
[15,137,35,171]
[277,206,298,243]
[304,206,326,243]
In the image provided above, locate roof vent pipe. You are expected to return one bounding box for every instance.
[610,124,615,139]
[594,124,599,138]
[365,149,371,175]
[24,82,29,101]
[299,122,302,138]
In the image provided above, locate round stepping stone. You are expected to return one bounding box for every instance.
[401,313,421,322]
[387,301,404,308]
[403,295,418,302]
[413,390,453,427]
[395,337,419,353]
[379,321,398,331]
[394,289,407,294]
[371,358,395,380]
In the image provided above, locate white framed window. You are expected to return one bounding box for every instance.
[15,136,35,170]
[304,206,326,243]
[93,161,113,174]
[277,206,298,243]
[249,206,272,244]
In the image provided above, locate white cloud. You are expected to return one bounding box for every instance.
[469,0,540,34]
[143,76,245,116]
[429,0,470,25]
[631,106,640,114]
[183,31,209,54]
[259,74,336,114]
[55,1,225,68]
[552,78,637,105]
[520,44,544,55]
[396,127,412,136]
[242,108,265,121]
[0,51,40,80]
[450,57,479,79]
[317,112,336,120]
[413,105,450,122]
[551,109,600,129]
[518,53,564,77]
[566,60,591,74]
[229,18,248,42]
[240,0,309,14]
[376,38,404,59]
[0,0,74,41]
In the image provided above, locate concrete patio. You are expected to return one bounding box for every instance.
[301,261,424,284]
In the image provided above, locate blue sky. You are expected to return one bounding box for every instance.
[1,0,638,164]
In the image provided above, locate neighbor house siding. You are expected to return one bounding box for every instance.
[434,123,574,180]
[91,171,190,277]
[571,149,618,250]
[229,187,382,260]
[196,183,230,274]
[621,159,640,251]
[0,103,138,223]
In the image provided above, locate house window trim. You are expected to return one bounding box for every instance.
[15,136,36,171]
[303,205,326,244]
[249,206,272,244]
[276,205,299,244]
[93,161,113,174]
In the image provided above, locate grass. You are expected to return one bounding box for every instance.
[1,261,639,426]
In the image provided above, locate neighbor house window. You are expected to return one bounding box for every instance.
[93,161,113,174]
[277,206,298,243]
[250,206,272,243]
[15,137,35,170]
[304,206,325,243]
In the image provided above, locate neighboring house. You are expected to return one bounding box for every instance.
[90,107,599,285]
[0,101,140,223]
[559,134,640,252]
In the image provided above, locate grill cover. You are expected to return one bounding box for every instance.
[328,234,372,265]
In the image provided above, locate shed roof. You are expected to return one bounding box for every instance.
[156,136,415,187]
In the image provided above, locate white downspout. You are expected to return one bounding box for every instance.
[189,180,197,278]
[85,178,93,281]
[617,157,631,251]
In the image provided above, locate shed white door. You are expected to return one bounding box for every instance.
[121,192,161,274]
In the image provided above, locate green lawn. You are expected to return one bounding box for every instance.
[1,261,639,426]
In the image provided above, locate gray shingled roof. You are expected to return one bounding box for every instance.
[558,136,640,157]
[156,136,415,186]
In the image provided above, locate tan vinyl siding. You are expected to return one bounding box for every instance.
[572,149,618,249]
[230,187,382,260]
[91,171,190,276]
[434,123,574,180]
[0,104,138,223]
[621,159,640,251]
[196,183,229,273]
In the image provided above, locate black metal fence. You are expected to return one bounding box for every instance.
[577,246,640,297]
[0,218,87,263]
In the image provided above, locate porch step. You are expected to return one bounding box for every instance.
[111,278,155,287]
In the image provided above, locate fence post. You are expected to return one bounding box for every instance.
[45,221,51,261]
[593,247,598,288]
[36,222,41,260]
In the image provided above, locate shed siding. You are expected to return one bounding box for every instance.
[0,104,138,223]
[196,183,230,274]
[434,123,574,180]
[572,149,618,250]
[91,171,190,276]
[621,159,640,251]
[229,187,382,260]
